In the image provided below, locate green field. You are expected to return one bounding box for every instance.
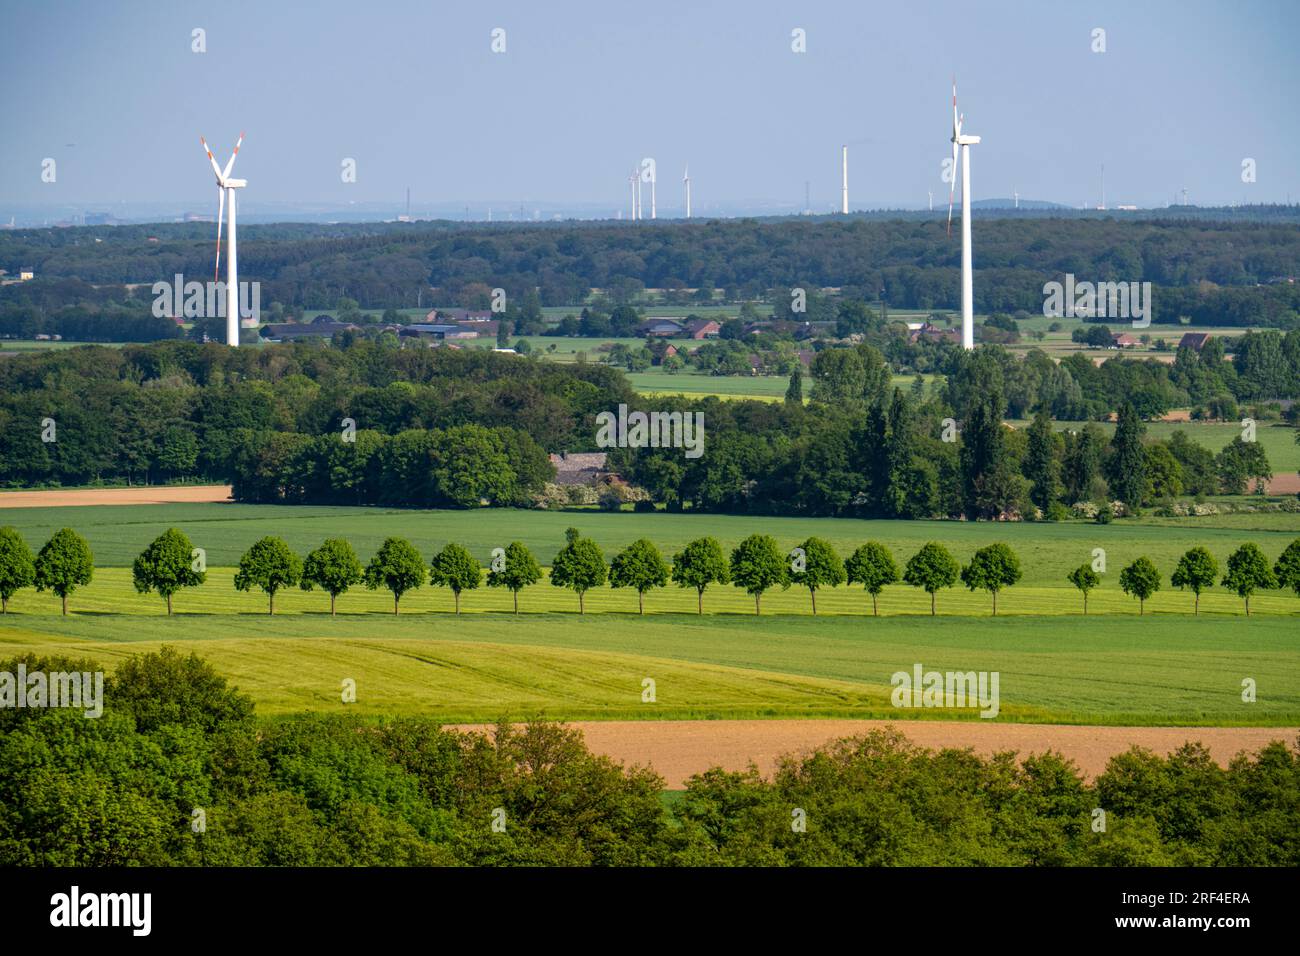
[3,612,1296,725]
[3,502,1297,726]
[5,504,1299,586]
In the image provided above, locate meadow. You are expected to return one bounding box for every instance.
[4,502,1297,583]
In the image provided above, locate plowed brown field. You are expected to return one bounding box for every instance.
[448,720,1299,788]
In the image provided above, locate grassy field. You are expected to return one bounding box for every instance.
[4,504,1299,585]
[2,612,1295,725]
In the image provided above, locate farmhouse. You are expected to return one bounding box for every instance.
[547,452,623,488]
[400,323,479,341]
[684,318,721,339]
[1110,332,1140,349]
[637,318,685,337]
[909,322,959,344]
[1178,331,1212,351]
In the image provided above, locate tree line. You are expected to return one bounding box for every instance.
[3,525,1297,618]
[0,338,1291,520]
[4,216,1300,324]
[3,646,1298,866]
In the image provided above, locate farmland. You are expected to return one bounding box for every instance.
[4,611,1298,726]
[1,498,1297,728]
[4,502,1299,584]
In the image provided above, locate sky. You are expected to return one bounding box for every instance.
[2,0,1298,220]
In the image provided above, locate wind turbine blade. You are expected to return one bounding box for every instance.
[215,187,225,283]
[220,132,244,180]
[200,136,224,182]
[952,78,959,138]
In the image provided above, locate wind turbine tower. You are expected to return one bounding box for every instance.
[947,80,980,351]
[841,145,849,214]
[200,133,247,347]
[684,165,692,219]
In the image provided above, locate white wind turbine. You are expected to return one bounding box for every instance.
[947,80,979,350]
[201,133,246,346]
[628,167,638,219]
[683,164,691,218]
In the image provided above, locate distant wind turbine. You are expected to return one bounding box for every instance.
[841,145,849,214]
[200,132,246,347]
[946,79,980,351]
[684,165,691,219]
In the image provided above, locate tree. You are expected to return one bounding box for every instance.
[1274,539,1300,600]
[235,536,302,615]
[1170,547,1219,615]
[960,543,1022,615]
[729,534,787,615]
[609,538,669,615]
[300,538,363,615]
[1024,409,1060,513]
[363,537,426,614]
[0,527,36,614]
[1107,403,1147,508]
[33,528,94,616]
[1222,543,1277,616]
[486,541,542,614]
[903,542,959,615]
[671,537,730,614]
[131,527,205,615]
[1216,438,1272,495]
[844,541,899,616]
[790,537,845,615]
[784,366,803,404]
[550,530,607,614]
[1119,557,1161,615]
[1067,564,1100,614]
[428,543,481,614]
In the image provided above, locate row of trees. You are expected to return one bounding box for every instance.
[1071,542,1300,616]
[5,526,1297,618]
[6,646,1299,866]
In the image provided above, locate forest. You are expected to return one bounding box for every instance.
[2,215,1299,327]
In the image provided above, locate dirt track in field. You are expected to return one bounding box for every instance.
[0,485,233,508]
[447,720,1298,788]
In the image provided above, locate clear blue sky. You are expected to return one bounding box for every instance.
[2,0,1297,215]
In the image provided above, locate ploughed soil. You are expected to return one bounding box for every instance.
[447,720,1298,788]
[0,485,233,508]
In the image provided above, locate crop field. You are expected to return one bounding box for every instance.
[4,501,1296,727]
[3,612,1297,725]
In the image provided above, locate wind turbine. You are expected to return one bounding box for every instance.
[635,165,643,220]
[841,145,849,214]
[628,168,638,219]
[684,165,691,219]
[947,80,979,350]
[201,133,246,346]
